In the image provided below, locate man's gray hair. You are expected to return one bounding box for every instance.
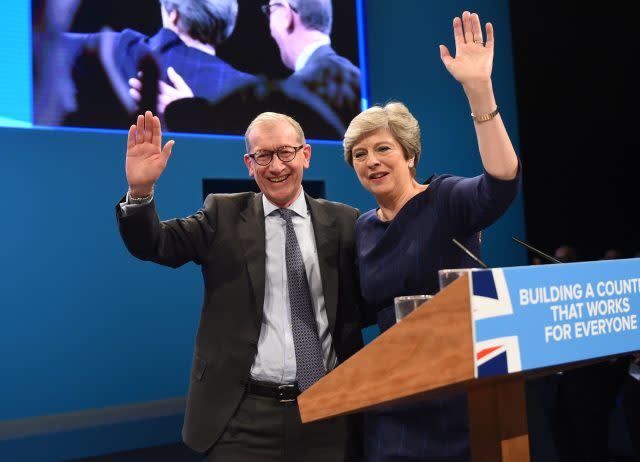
[288,0,333,35]
[160,0,238,47]
[245,112,306,151]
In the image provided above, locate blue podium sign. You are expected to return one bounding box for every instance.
[470,258,640,378]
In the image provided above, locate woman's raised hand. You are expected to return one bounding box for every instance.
[439,11,494,92]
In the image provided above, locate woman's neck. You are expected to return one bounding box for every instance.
[376,179,427,221]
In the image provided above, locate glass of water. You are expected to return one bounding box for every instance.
[394,295,433,323]
[437,268,477,291]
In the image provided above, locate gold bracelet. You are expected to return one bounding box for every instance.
[471,106,499,123]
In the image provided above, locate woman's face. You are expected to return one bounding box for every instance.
[351,128,413,200]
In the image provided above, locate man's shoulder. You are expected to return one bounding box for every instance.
[171,53,257,97]
[213,59,255,78]
[308,45,340,62]
[308,196,358,220]
[204,191,260,210]
[145,29,256,82]
[306,45,359,74]
[114,28,154,50]
[309,196,353,209]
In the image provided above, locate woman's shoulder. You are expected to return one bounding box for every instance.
[408,173,460,204]
[355,208,378,227]
[423,173,478,200]
[425,173,465,188]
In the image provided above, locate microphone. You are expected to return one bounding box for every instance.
[511,236,562,264]
[452,238,489,268]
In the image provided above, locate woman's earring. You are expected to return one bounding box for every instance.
[408,160,414,168]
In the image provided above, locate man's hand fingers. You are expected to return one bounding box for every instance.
[162,140,175,162]
[152,116,162,147]
[129,87,141,102]
[128,77,142,91]
[158,92,180,110]
[136,114,144,144]
[167,67,193,96]
[158,80,178,97]
[158,81,183,112]
[144,111,153,143]
[127,124,136,149]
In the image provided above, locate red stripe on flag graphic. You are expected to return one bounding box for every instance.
[477,345,502,360]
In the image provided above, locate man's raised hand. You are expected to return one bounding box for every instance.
[125,111,174,197]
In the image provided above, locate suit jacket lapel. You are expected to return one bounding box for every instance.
[307,194,339,335]
[239,193,266,325]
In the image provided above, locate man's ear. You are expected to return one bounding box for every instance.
[169,9,180,29]
[285,8,296,33]
[302,144,311,169]
[244,154,255,177]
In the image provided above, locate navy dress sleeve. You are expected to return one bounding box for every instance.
[435,167,521,235]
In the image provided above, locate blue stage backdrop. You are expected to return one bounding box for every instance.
[1,0,525,460]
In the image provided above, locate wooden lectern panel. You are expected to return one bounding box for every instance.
[299,275,475,423]
[467,376,530,461]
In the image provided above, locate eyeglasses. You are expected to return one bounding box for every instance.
[248,145,304,166]
[261,2,297,17]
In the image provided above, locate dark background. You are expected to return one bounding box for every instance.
[510,1,638,261]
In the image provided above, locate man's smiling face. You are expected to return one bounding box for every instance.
[244,119,310,208]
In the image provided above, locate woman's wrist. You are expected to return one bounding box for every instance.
[471,106,499,123]
[463,80,495,113]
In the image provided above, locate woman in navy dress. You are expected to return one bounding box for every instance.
[342,11,521,462]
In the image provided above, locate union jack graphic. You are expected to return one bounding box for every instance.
[471,269,522,377]
[471,269,514,320]
[475,336,522,377]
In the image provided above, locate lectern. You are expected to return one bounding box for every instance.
[298,258,640,461]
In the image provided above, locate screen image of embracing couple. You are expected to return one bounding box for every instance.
[116,9,520,461]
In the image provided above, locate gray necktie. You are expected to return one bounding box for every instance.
[278,208,326,391]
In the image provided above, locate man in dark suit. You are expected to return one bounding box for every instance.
[264,0,361,130]
[116,111,363,461]
[123,0,257,109]
[160,0,361,139]
[58,0,255,126]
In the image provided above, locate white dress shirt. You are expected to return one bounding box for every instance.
[250,190,336,383]
[294,37,331,72]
